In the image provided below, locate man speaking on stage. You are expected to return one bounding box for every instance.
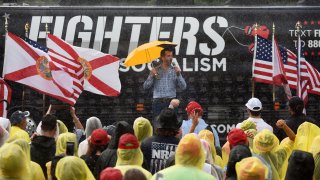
[143,47,187,123]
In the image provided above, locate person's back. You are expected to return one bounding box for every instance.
[152,134,215,180]
[30,114,57,178]
[141,108,181,174]
[95,121,134,179]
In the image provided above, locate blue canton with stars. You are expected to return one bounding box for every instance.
[256,36,272,62]
[22,36,49,53]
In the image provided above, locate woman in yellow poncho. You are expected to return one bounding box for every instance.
[115,133,152,179]
[198,129,223,167]
[152,133,215,180]
[55,156,95,180]
[253,120,295,180]
[9,139,45,180]
[0,143,31,180]
[133,117,153,143]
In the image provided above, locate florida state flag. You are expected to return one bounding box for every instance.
[3,32,80,105]
[47,34,121,96]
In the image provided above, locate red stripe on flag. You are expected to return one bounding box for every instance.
[87,75,120,96]
[4,66,38,81]
[8,33,40,61]
[48,34,79,60]
[90,55,119,70]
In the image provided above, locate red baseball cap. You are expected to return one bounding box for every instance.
[100,168,122,180]
[90,128,110,146]
[185,101,203,116]
[227,128,248,146]
[118,133,139,149]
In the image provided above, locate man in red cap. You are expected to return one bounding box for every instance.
[81,128,110,174]
[181,101,221,148]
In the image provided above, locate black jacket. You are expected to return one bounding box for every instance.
[94,121,134,179]
[30,135,56,179]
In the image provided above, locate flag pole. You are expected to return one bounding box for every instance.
[272,23,276,102]
[22,22,30,111]
[296,21,302,98]
[252,23,258,98]
[42,23,49,115]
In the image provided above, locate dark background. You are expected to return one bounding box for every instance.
[1,6,320,141]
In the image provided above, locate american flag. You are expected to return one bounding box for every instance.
[150,142,177,174]
[252,35,320,97]
[23,36,84,101]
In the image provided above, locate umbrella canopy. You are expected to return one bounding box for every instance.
[124,41,176,67]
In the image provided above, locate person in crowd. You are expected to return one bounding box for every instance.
[7,110,30,143]
[55,156,95,180]
[236,98,273,132]
[78,117,103,157]
[152,133,214,180]
[30,114,57,178]
[200,139,223,179]
[285,150,314,180]
[0,117,10,146]
[81,128,110,174]
[47,132,78,180]
[235,156,268,180]
[253,120,295,180]
[221,128,249,166]
[9,139,45,180]
[276,96,319,140]
[143,47,187,122]
[133,117,153,143]
[314,152,320,180]
[0,143,31,179]
[100,168,123,180]
[198,129,223,167]
[225,145,252,180]
[293,121,320,151]
[95,121,134,178]
[141,108,181,174]
[239,120,257,149]
[115,133,152,179]
[123,168,148,180]
[181,101,221,147]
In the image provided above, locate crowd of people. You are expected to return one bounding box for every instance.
[0,95,319,180]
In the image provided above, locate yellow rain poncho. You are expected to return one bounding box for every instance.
[311,135,320,157]
[56,132,78,156]
[236,157,268,180]
[133,117,153,142]
[314,153,320,180]
[55,156,95,180]
[57,120,68,134]
[198,130,223,167]
[115,133,151,179]
[240,120,257,149]
[0,143,31,179]
[293,122,320,152]
[253,130,293,180]
[9,139,45,180]
[7,126,30,143]
[152,133,215,180]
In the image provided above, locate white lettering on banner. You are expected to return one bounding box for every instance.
[211,124,236,134]
[29,15,228,57]
[119,57,227,72]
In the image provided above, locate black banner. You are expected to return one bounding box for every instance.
[1,7,320,134]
